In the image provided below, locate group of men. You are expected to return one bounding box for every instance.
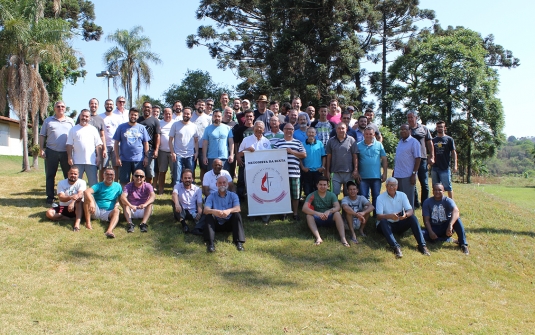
[41,94,468,256]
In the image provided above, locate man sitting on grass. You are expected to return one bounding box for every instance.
[83,167,122,238]
[375,177,429,258]
[172,169,203,234]
[120,169,156,234]
[203,176,245,253]
[341,181,374,242]
[46,165,86,231]
[302,176,351,247]
[422,183,469,255]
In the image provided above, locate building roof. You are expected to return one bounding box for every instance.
[0,116,20,125]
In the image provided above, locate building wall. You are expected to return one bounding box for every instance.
[0,121,23,156]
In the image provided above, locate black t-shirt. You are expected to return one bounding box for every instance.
[232,124,254,145]
[137,116,161,150]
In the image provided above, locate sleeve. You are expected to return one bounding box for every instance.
[39,118,49,136]
[94,128,102,146]
[66,128,74,145]
[297,141,305,152]
[231,192,240,207]
[379,143,386,157]
[351,140,359,154]
[112,125,121,141]
[401,192,412,211]
[172,184,179,194]
[202,174,210,187]
[201,126,209,141]
[122,183,129,195]
[422,199,431,217]
[228,127,234,138]
[424,126,432,141]
[341,196,349,207]
[205,194,214,208]
[79,179,87,192]
[91,183,100,193]
[195,188,203,204]
[142,127,150,142]
[412,139,421,158]
[155,119,161,134]
[320,142,326,156]
[450,137,456,151]
[304,192,315,210]
[375,195,384,215]
[325,139,331,154]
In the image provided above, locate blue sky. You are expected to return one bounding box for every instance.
[61,0,534,137]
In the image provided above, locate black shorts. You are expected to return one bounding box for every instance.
[53,205,77,218]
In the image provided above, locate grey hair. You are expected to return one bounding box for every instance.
[385,177,398,185]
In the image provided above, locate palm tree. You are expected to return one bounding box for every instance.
[0,0,70,171]
[103,26,162,107]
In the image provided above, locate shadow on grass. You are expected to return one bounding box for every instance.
[470,227,535,238]
[220,269,298,287]
[0,197,45,209]
[9,188,45,197]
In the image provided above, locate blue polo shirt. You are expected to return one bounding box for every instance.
[393,135,421,178]
[357,139,386,179]
[205,190,240,224]
[303,139,326,171]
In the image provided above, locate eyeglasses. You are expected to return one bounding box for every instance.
[55,105,66,108]
[118,101,126,103]
[207,104,214,107]
[134,175,145,178]
[284,128,294,131]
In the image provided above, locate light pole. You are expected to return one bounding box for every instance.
[96,70,119,99]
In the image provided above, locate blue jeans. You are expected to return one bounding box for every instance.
[414,158,429,205]
[431,167,452,191]
[359,178,381,210]
[172,156,194,186]
[377,216,426,248]
[44,148,70,201]
[301,170,322,197]
[77,164,98,187]
[119,161,144,184]
[422,218,467,245]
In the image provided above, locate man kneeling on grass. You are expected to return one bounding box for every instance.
[422,183,469,255]
[121,169,156,234]
[375,177,429,258]
[302,176,351,247]
[83,167,122,238]
[203,176,245,253]
[46,165,86,231]
[341,181,374,241]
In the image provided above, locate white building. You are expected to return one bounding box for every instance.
[0,116,22,156]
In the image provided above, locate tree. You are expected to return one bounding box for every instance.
[387,27,510,183]
[104,26,162,108]
[163,69,233,109]
[0,0,71,171]
[187,0,369,106]
[366,0,434,124]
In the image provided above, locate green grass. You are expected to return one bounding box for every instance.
[1,156,534,334]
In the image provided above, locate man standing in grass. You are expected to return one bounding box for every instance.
[84,167,122,238]
[376,177,429,258]
[302,176,350,247]
[203,176,245,253]
[393,124,420,209]
[431,121,458,199]
[120,169,156,234]
[45,166,86,231]
[422,183,469,254]
[325,122,359,197]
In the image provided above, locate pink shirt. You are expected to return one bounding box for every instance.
[123,182,154,206]
[327,113,341,124]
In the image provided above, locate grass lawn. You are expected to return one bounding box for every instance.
[0,156,534,334]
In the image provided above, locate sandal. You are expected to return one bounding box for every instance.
[73,226,80,232]
[350,237,358,244]
[105,232,115,239]
[341,241,351,248]
[314,239,323,246]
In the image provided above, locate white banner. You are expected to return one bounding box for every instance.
[244,149,292,216]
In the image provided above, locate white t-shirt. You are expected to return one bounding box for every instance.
[159,119,176,152]
[238,134,272,152]
[66,125,102,165]
[57,178,87,206]
[169,121,199,157]
[99,112,122,146]
[190,112,212,149]
[202,169,233,194]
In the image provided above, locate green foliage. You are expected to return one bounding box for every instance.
[485,138,535,176]
[104,26,162,108]
[44,0,102,41]
[135,94,165,110]
[188,0,371,106]
[162,69,233,109]
[379,125,397,168]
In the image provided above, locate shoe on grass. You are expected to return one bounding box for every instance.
[418,245,431,256]
[140,223,148,233]
[461,244,469,255]
[393,246,403,258]
[126,223,135,233]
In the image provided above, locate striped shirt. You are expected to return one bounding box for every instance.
[274,138,305,178]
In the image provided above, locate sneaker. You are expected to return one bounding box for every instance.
[140,223,148,233]
[46,198,54,205]
[393,246,403,258]
[461,245,469,255]
[126,223,135,233]
[418,245,431,256]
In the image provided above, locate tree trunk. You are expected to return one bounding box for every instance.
[32,120,39,168]
[20,112,30,172]
[381,10,387,125]
[466,113,472,184]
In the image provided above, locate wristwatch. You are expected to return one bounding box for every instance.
[412,171,417,175]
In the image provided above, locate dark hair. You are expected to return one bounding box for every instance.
[358,115,368,121]
[183,107,193,113]
[182,169,193,178]
[270,100,279,105]
[346,180,357,189]
[317,176,329,184]
[129,107,139,114]
[243,109,254,116]
[436,120,446,126]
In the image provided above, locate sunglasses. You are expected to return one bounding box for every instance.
[134,174,145,178]
[118,101,126,103]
